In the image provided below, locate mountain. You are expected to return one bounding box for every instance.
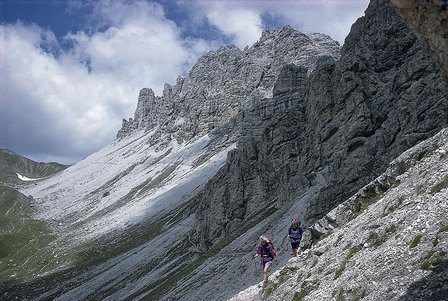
[229,128,448,301]
[391,0,448,80]
[1,26,341,301]
[193,0,448,252]
[1,0,447,300]
[0,149,68,185]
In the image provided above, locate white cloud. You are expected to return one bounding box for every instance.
[0,0,212,164]
[189,0,369,46]
[266,0,369,44]
[0,0,370,164]
[204,5,262,49]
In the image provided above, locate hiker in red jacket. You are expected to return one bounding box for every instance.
[254,235,276,287]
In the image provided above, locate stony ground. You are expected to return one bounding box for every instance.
[228,128,448,301]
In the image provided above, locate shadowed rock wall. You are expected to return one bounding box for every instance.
[194,0,448,249]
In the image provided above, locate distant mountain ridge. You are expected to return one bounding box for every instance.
[0,149,68,185]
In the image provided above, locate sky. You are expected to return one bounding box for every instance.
[0,0,369,164]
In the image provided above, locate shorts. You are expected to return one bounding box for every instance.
[261,256,273,268]
[290,240,300,249]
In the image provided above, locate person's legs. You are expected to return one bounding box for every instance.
[263,261,272,284]
[292,247,298,257]
[291,241,299,256]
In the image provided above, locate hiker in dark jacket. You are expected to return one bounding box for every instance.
[287,218,303,257]
[254,235,276,287]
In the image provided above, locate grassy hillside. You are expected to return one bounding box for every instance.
[0,186,57,283]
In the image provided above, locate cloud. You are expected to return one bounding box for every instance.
[204,5,262,49]
[0,0,213,164]
[266,0,370,44]
[187,0,369,46]
[0,0,370,164]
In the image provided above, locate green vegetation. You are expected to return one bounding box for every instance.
[0,149,68,185]
[429,177,448,194]
[334,262,346,279]
[293,290,307,301]
[382,196,404,217]
[292,279,319,301]
[263,275,285,298]
[394,161,410,176]
[263,284,275,298]
[0,186,60,283]
[319,229,333,241]
[417,146,438,161]
[347,245,363,258]
[420,250,447,270]
[438,224,448,233]
[440,151,447,160]
[333,287,365,301]
[334,244,363,280]
[335,289,346,301]
[368,224,397,247]
[415,184,425,195]
[432,224,448,247]
[351,190,385,221]
[363,192,384,209]
[350,288,367,301]
[409,234,422,248]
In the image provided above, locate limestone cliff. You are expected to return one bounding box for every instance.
[117,26,341,149]
[194,0,448,251]
[391,0,448,79]
[229,128,448,301]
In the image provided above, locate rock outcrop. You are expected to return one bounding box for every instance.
[193,0,448,251]
[8,1,448,300]
[117,27,341,149]
[391,0,448,79]
[229,127,448,301]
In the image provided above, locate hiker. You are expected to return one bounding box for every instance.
[287,218,303,257]
[254,235,277,287]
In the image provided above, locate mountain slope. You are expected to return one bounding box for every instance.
[2,130,235,300]
[157,1,448,299]
[2,1,447,300]
[0,149,68,185]
[229,127,448,301]
[1,28,341,301]
[193,0,448,254]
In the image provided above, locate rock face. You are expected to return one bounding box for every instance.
[193,0,448,251]
[229,128,448,301]
[116,26,341,149]
[391,0,448,79]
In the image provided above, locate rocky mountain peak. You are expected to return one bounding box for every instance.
[117,26,341,147]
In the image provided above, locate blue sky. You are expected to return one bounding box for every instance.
[0,0,369,164]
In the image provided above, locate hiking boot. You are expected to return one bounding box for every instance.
[258,281,268,288]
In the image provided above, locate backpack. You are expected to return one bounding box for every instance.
[260,238,276,258]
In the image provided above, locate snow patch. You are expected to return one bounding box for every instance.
[16,173,41,181]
